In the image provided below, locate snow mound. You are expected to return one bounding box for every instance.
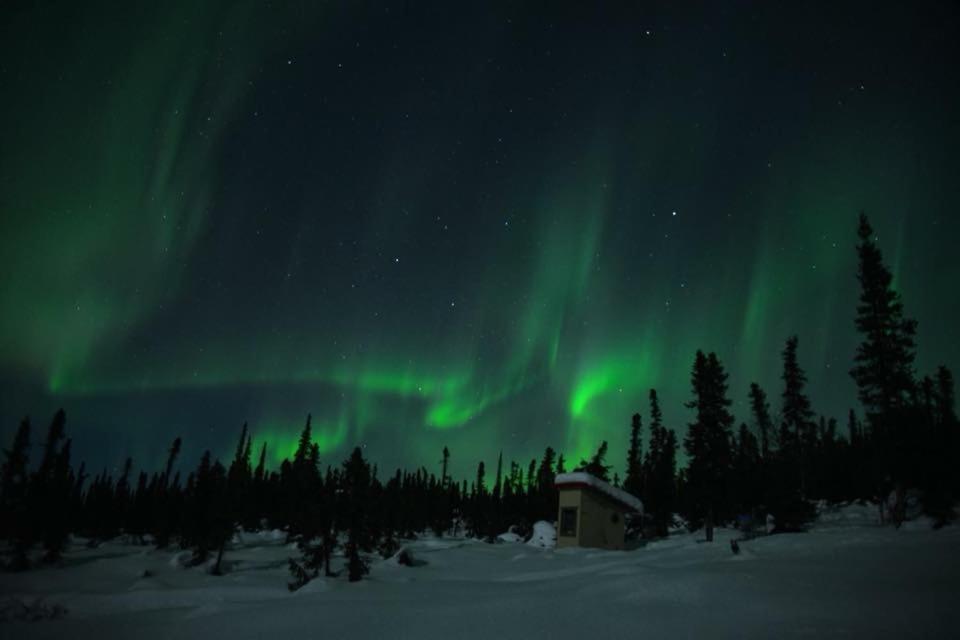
[526,521,556,549]
[815,501,881,528]
[233,529,287,546]
[496,531,524,543]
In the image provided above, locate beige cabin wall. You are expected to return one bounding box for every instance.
[557,489,582,548]
[556,486,627,550]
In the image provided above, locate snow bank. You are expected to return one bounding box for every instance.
[233,529,286,546]
[496,531,524,543]
[815,500,879,526]
[3,521,960,638]
[554,472,644,513]
[526,521,556,549]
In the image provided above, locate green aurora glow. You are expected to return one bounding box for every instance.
[1,2,958,479]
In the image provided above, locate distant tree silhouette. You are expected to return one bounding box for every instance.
[780,336,816,497]
[181,451,231,571]
[923,366,959,523]
[153,436,183,549]
[748,383,774,459]
[441,446,450,488]
[1,417,31,569]
[642,389,677,537]
[623,413,644,499]
[730,423,762,516]
[578,441,611,482]
[27,410,72,563]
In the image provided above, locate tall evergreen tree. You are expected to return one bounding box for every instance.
[850,213,918,489]
[683,351,734,541]
[748,383,774,458]
[475,461,486,496]
[926,366,959,520]
[183,451,232,572]
[731,423,762,514]
[535,447,556,493]
[341,446,372,577]
[162,437,182,489]
[1,418,31,552]
[43,436,73,561]
[154,436,183,548]
[643,389,677,537]
[254,443,267,482]
[441,446,450,488]
[624,413,644,498]
[27,410,71,563]
[780,336,816,496]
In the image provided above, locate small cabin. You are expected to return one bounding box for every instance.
[555,472,644,550]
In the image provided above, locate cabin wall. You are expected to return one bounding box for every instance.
[578,490,626,550]
[557,488,582,548]
[556,487,626,550]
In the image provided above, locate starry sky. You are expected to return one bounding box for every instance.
[1,1,958,479]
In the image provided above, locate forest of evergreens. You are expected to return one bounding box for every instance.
[1,214,957,588]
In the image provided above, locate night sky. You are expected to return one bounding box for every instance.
[2,2,958,479]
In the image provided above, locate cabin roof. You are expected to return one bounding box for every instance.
[554,472,644,514]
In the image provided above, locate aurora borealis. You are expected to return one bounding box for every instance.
[1,2,958,479]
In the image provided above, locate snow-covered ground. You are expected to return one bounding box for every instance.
[3,505,960,639]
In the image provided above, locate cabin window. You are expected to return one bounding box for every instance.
[560,507,578,536]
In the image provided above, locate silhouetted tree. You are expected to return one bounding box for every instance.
[850,213,918,497]
[780,336,816,497]
[643,390,677,537]
[578,441,611,482]
[441,446,450,488]
[683,352,734,541]
[1,417,31,567]
[624,413,644,499]
[748,383,774,459]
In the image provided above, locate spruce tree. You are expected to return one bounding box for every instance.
[731,424,762,516]
[337,447,372,581]
[183,451,231,568]
[441,446,450,488]
[29,410,71,563]
[748,383,774,458]
[228,423,253,530]
[624,413,644,498]
[154,437,183,548]
[162,437,182,489]
[642,389,677,537]
[850,213,918,489]
[780,336,816,496]
[927,366,959,521]
[1,418,31,556]
[254,443,267,482]
[43,436,73,561]
[535,447,556,494]
[683,351,734,541]
[579,441,611,482]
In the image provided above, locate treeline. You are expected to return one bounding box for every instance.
[1,213,958,586]
[0,411,569,587]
